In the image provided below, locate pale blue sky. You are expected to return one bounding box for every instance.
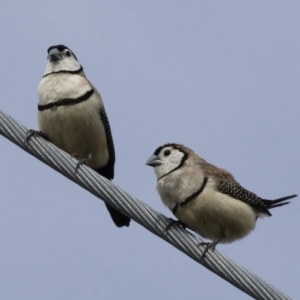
[0,1,299,299]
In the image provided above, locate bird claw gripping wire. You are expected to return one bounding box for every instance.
[198,233,225,261]
[71,153,90,174]
[198,241,217,261]
[163,218,187,234]
[24,129,48,145]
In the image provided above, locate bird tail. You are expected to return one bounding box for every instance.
[262,194,297,209]
[105,204,131,227]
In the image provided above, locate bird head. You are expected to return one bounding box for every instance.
[146,143,189,180]
[43,44,82,76]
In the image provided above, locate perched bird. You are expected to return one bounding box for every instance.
[146,143,296,258]
[29,44,130,227]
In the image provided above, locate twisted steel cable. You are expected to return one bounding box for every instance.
[0,109,292,300]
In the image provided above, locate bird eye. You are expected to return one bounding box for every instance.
[164,150,171,156]
[65,51,71,57]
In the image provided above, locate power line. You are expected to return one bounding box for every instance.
[0,109,292,300]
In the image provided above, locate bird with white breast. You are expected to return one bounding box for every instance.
[146,143,296,259]
[27,44,130,228]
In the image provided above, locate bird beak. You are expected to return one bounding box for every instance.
[48,48,62,62]
[145,154,162,167]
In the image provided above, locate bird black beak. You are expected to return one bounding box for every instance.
[48,48,62,62]
[145,154,162,167]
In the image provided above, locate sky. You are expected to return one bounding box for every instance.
[0,1,299,299]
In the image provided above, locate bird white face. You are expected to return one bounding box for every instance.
[44,45,82,76]
[146,145,186,180]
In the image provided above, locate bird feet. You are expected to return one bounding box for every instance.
[72,153,90,173]
[163,218,187,234]
[24,130,48,144]
[197,233,225,262]
[197,241,217,261]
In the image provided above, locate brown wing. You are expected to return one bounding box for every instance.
[217,180,271,215]
[196,157,271,215]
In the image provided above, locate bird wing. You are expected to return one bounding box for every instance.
[87,81,116,180]
[199,160,271,216]
[97,105,115,179]
[217,180,271,216]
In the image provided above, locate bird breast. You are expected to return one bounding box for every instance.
[37,74,109,169]
[38,74,90,105]
[157,168,206,211]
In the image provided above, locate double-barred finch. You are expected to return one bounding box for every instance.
[34,44,130,227]
[146,143,296,259]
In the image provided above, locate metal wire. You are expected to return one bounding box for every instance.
[0,109,292,300]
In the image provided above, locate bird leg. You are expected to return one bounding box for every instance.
[72,152,91,173]
[163,218,187,234]
[198,233,225,261]
[25,130,48,145]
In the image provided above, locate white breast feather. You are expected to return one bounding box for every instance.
[37,74,109,169]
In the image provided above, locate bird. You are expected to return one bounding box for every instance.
[27,44,130,228]
[146,143,296,259]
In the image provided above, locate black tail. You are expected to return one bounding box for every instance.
[262,194,297,210]
[105,204,131,227]
[94,168,131,228]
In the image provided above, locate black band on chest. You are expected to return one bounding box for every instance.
[38,89,94,111]
[43,66,83,78]
[172,177,208,215]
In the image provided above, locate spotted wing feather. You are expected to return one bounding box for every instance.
[217,181,271,216]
